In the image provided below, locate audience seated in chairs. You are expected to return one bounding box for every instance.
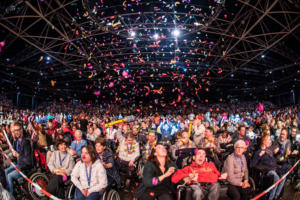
[172,148,226,200]
[135,144,177,200]
[223,140,250,200]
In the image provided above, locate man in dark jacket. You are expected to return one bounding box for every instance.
[4,122,33,195]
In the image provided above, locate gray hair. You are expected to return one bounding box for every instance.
[234,140,246,149]
[75,129,82,137]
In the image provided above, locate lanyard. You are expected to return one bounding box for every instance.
[234,154,244,173]
[59,152,67,167]
[16,140,21,153]
[85,165,92,187]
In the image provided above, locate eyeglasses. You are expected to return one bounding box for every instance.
[13,129,21,132]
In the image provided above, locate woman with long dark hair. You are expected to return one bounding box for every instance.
[135,144,177,200]
[71,145,107,200]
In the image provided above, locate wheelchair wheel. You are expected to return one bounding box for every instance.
[249,177,256,193]
[67,183,75,200]
[104,189,121,200]
[28,172,49,200]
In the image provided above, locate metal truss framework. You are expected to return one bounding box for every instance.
[0,0,299,101]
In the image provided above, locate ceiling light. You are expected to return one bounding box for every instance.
[130,31,136,37]
[173,29,180,37]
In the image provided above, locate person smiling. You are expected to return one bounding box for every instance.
[135,144,177,200]
[224,140,250,200]
[47,139,75,198]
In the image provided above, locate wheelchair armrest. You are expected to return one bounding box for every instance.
[177,184,187,191]
[219,179,230,185]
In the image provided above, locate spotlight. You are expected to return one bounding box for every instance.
[46,56,51,61]
[173,29,180,37]
[153,33,159,40]
[261,54,265,58]
[130,31,136,37]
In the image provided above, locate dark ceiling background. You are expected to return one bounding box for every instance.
[0,0,300,107]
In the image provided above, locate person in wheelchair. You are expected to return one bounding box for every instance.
[172,148,226,200]
[4,122,33,196]
[71,145,107,200]
[250,135,288,200]
[116,129,140,188]
[47,139,75,198]
[172,129,196,160]
[94,137,121,187]
[223,140,250,200]
[135,144,177,200]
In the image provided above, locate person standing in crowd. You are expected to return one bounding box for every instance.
[4,122,33,195]
[135,144,177,200]
[172,148,226,200]
[47,139,75,198]
[71,145,107,200]
[224,140,250,200]
[79,113,88,139]
[94,137,121,187]
[70,130,87,159]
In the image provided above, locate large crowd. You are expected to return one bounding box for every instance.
[0,96,299,200]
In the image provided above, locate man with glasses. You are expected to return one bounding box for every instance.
[4,122,33,195]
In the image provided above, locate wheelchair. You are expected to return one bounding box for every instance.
[12,168,49,200]
[66,181,121,200]
[176,177,256,200]
[118,155,143,188]
[174,148,256,200]
[9,143,50,200]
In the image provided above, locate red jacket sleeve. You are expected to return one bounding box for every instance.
[210,162,220,177]
[171,166,191,184]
